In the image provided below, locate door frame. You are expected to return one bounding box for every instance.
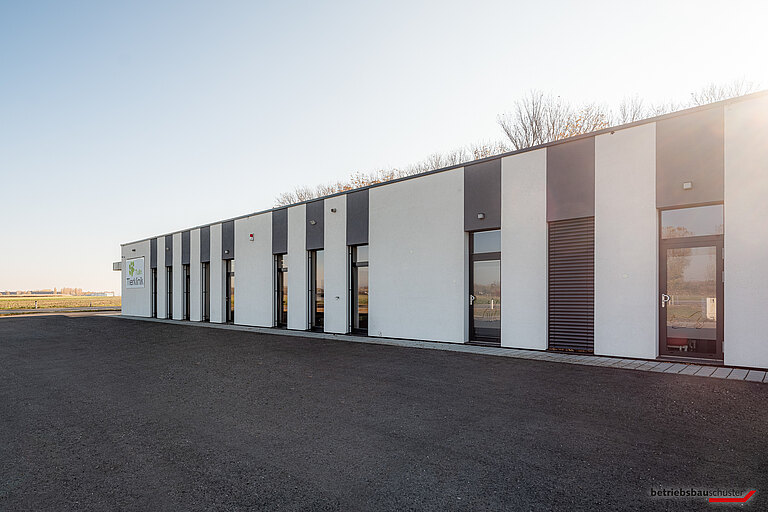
[468,234,501,344]
[658,234,724,360]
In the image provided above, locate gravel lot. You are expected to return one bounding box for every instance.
[1,314,766,511]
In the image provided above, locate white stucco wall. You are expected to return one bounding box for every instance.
[156,236,167,319]
[724,95,768,368]
[287,205,308,330]
[594,123,658,359]
[189,228,202,321]
[209,223,225,323]
[500,149,548,350]
[368,168,465,342]
[323,195,348,334]
[172,233,183,320]
[120,240,152,317]
[235,213,274,327]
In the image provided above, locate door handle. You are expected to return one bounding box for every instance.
[661,294,671,308]
[469,294,476,306]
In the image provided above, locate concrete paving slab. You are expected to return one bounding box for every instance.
[694,366,717,377]
[745,370,766,383]
[663,363,688,374]
[679,365,703,375]
[711,368,733,379]
[727,369,749,381]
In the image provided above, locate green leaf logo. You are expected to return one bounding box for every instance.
[129,261,135,277]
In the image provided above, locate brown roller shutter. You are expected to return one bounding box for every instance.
[548,217,594,353]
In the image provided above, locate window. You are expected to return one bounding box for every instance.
[201,263,210,322]
[470,230,501,344]
[166,266,173,319]
[661,204,724,239]
[183,264,190,320]
[226,260,235,323]
[309,250,324,330]
[350,245,368,332]
[275,255,288,327]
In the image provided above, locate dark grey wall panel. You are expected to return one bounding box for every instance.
[222,220,234,260]
[200,226,210,263]
[181,231,190,265]
[306,200,325,250]
[546,137,595,222]
[656,106,724,208]
[272,209,288,254]
[548,217,594,353]
[464,159,501,231]
[150,238,157,269]
[164,234,173,267]
[347,189,369,246]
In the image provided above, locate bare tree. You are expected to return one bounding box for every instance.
[614,94,646,124]
[690,79,757,105]
[497,90,610,150]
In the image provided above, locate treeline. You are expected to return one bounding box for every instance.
[275,80,757,206]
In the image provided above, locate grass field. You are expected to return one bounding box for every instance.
[0,296,121,310]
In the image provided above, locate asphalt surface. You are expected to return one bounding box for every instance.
[1,315,766,511]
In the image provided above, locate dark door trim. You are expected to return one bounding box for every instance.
[468,234,501,345]
[658,234,724,360]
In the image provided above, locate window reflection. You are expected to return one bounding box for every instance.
[661,205,723,239]
[472,230,501,253]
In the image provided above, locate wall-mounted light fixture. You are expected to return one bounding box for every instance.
[309,220,317,225]
[224,249,230,254]
[166,247,170,251]
[132,248,136,252]
[330,208,337,213]
[477,212,486,220]
[682,181,693,190]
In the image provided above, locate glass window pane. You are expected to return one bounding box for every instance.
[472,230,501,253]
[355,245,369,264]
[356,266,368,329]
[472,260,501,338]
[661,205,724,239]
[665,246,717,354]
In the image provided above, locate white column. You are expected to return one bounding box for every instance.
[368,168,465,342]
[209,223,225,323]
[594,123,658,359]
[324,195,348,334]
[500,149,548,350]
[235,213,274,327]
[287,205,308,330]
[724,95,768,368]
[172,232,183,320]
[190,229,202,321]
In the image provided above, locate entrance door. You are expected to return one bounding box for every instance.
[225,260,235,323]
[659,205,724,360]
[201,263,210,322]
[183,265,190,320]
[469,230,501,344]
[275,255,287,327]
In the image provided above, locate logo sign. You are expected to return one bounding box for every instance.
[125,257,145,289]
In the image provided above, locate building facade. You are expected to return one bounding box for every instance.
[119,92,768,370]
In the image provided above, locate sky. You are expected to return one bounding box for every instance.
[1,0,767,294]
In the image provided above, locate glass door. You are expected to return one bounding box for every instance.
[226,260,235,323]
[350,245,368,333]
[201,263,210,322]
[470,230,501,344]
[659,206,724,360]
[275,255,287,327]
[183,264,190,320]
[309,250,324,331]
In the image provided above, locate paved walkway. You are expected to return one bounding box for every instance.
[119,315,768,384]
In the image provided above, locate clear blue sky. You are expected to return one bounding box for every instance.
[1,0,766,294]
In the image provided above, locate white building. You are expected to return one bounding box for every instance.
[119,92,768,370]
